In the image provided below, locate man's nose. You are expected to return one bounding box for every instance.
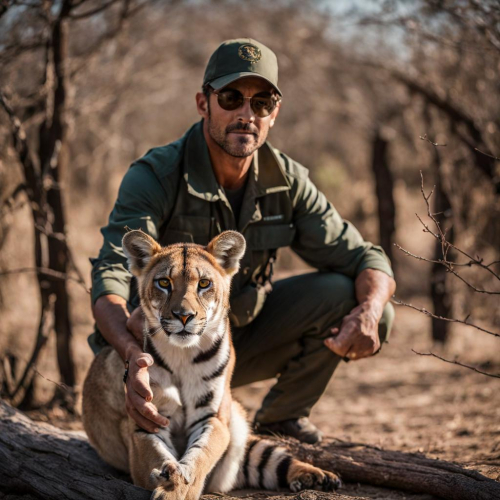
[172,310,196,326]
[237,99,256,123]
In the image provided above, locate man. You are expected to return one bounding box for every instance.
[90,38,396,445]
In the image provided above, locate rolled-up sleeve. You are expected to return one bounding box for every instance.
[91,162,170,304]
[290,166,394,279]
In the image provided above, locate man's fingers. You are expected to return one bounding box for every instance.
[127,390,169,427]
[128,353,154,400]
[325,322,356,356]
[324,335,353,357]
[126,405,160,433]
[343,336,381,360]
[128,368,153,401]
[136,353,154,368]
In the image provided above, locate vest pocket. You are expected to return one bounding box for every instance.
[229,223,296,327]
[244,222,296,251]
[160,215,212,245]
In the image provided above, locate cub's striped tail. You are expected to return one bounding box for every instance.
[238,436,342,492]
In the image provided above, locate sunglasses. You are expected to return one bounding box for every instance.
[209,88,280,117]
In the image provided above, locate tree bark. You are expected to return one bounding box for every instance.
[430,171,453,344]
[371,129,396,272]
[1,400,499,500]
[39,1,76,392]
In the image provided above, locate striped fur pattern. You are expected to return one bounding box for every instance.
[82,230,341,500]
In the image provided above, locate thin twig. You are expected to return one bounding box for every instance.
[413,172,500,285]
[10,293,55,402]
[392,298,500,338]
[394,243,498,269]
[412,350,500,379]
[69,0,120,19]
[420,133,447,147]
[474,147,500,161]
[32,367,71,393]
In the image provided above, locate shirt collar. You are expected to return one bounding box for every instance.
[184,120,290,202]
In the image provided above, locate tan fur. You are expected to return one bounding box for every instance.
[83,231,341,500]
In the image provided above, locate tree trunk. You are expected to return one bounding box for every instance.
[1,400,499,500]
[371,129,396,273]
[422,106,454,344]
[38,4,76,393]
[430,175,453,344]
[429,151,453,344]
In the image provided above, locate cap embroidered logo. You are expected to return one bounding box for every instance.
[238,44,262,62]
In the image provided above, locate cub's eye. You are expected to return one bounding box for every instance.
[157,278,171,289]
[198,279,211,289]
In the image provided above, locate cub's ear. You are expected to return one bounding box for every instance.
[206,231,246,277]
[122,230,161,276]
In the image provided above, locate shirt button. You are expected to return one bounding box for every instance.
[243,267,250,275]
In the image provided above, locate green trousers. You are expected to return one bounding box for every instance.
[231,272,394,425]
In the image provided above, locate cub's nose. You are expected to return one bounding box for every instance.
[172,310,196,326]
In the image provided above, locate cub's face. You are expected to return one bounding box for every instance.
[122,231,246,348]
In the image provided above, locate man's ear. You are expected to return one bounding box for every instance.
[206,231,246,277]
[196,91,209,119]
[122,230,161,276]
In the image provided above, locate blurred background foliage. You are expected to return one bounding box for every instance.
[0,0,499,408]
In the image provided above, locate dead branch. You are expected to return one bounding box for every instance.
[69,0,146,78]
[412,350,500,379]
[361,63,499,190]
[9,293,55,406]
[392,297,500,338]
[31,367,71,394]
[69,0,121,20]
[474,147,500,161]
[395,242,500,270]
[0,183,27,221]
[415,172,500,286]
[420,133,447,147]
[0,267,89,293]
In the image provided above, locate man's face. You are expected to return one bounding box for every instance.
[197,76,280,158]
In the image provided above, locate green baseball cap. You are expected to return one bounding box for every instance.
[203,38,282,96]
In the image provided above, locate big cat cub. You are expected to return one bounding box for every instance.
[82,230,341,500]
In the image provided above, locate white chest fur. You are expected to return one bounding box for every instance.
[147,323,230,440]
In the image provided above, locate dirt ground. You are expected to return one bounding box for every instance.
[17,293,499,499]
[232,303,500,499]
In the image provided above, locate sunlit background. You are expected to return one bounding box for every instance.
[1,1,499,495]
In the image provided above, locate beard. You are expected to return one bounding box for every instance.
[207,115,266,158]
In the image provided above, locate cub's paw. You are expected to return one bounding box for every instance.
[150,461,190,493]
[289,464,342,493]
[150,486,186,500]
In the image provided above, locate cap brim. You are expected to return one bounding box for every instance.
[208,72,282,96]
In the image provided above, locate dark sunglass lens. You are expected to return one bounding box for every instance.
[251,96,275,117]
[218,90,243,110]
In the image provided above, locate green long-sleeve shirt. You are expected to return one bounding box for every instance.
[91,120,393,328]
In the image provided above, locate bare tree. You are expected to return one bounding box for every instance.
[0,0,150,409]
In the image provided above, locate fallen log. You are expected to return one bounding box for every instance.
[287,439,500,500]
[0,399,498,500]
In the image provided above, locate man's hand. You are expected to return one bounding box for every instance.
[125,307,169,432]
[324,302,381,360]
[125,347,170,432]
[93,297,168,432]
[324,269,395,361]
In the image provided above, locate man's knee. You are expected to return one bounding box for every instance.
[306,272,357,313]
